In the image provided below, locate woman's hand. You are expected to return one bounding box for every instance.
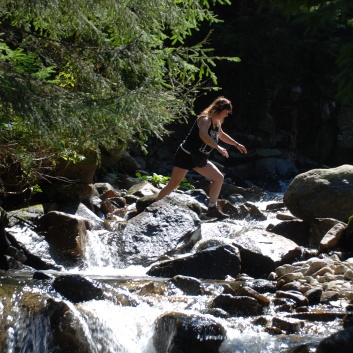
[217,146,229,158]
[235,143,247,154]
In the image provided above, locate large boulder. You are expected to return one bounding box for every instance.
[116,199,201,266]
[284,165,353,222]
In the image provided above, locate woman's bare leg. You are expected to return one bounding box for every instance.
[194,161,224,203]
[156,166,188,201]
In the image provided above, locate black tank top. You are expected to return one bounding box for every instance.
[182,116,219,155]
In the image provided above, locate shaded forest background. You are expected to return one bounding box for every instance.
[168,0,353,167]
[1,0,353,209]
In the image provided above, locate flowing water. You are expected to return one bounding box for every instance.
[0,191,343,353]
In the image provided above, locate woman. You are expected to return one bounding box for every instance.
[156,96,247,219]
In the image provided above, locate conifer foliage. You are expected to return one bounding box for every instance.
[0,0,237,198]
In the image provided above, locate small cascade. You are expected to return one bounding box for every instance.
[78,229,148,278]
[80,229,124,272]
[76,300,158,353]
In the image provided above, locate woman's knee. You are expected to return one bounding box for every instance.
[212,172,224,184]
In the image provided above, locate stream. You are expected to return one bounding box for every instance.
[0,191,343,353]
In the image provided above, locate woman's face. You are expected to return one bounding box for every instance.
[214,109,231,122]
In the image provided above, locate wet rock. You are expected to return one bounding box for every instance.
[244,201,267,220]
[147,245,241,280]
[284,164,353,222]
[94,182,117,195]
[126,180,160,198]
[58,202,105,230]
[100,199,119,214]
[320,290,339,303]
[276,290,309,307]
[117,198,201,266]
[231,230,302,278]
[7,204,47,228]
[169,275,204,295]
[20,294,94,353]
[274,303,294,313]
[52,274,104,303]
[205,308,230,319]
[304,287,323,305]
[280,280,302,292]
[309,218,343,248]
[33,271,55,281]
[268,220,310,246]
[319,222,346,253]
[215,199,248,219]
[265,326,283,335]
[234,286,271,307]
[252,315,270,327]
[0,255,29,270]
[153,311,226,353]
[316,326,353,353]
[290,311,345,322]
[266,202,285,211]
[303,257,333,276]
[36,211,90,266]
[135,194,158,213]
[247,278,277,294]
[272,316,305,334]
[210,294,264,316]
[6,226,62,270]
[277,272,304,288]
[276,212,298,221]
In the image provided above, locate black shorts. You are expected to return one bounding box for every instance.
[174,145,209,170]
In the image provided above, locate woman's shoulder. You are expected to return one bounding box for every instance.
[197,114,211,123]
[197,114,211,129]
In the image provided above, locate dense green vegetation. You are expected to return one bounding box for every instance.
[0,0,238,198]
[0,0,352,202]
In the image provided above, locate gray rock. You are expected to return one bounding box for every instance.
[272,316,305,334]
[147,244,241,280]
[210,294,264,316]
[153,311,226,353]
[169,275,204,295]
[52,274,104,303]
[116,199,201,266]
[231,230,302,278]
[268,220,310,246]
[284,164,353,222]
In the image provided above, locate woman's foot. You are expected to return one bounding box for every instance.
[206,205,229,220]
